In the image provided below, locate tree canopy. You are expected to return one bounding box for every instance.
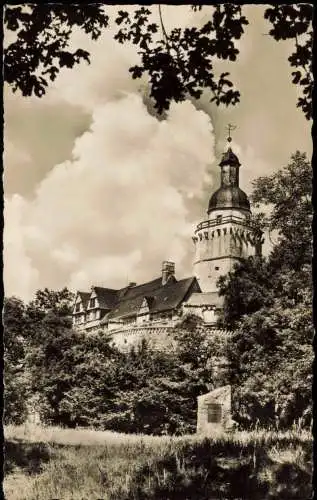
[3,297,30,424]
[4,4,313,118]
[218,151,313,428]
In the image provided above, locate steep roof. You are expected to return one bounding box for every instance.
[92,286,118,310]
[102,276,198,322]
[123,277,174,300]
[77,292,90,310]
[149,277,198,313]
[184,291,224,308]
[106,295,144,320]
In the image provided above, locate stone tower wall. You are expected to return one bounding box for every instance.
[193,216,259,292]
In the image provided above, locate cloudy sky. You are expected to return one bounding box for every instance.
[4,5,312,301]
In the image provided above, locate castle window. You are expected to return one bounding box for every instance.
[89,298,96,308]
[207,403,222,423]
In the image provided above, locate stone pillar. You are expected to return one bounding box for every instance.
[197,385,232,434]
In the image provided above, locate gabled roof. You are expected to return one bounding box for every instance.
[123,277,173,299]
[106,295,144,320]
[77,292,90,310]
[184,291,224,308]
[91,286,118,310]
[75,273,202,324]
[150,277,198,313]
[104,276,198,321]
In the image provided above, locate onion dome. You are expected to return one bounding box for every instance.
[208,186,250,213]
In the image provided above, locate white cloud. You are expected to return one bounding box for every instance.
[4,94,215,300]
[3,195,40,301]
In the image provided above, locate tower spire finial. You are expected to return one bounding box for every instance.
[226,123,236,144]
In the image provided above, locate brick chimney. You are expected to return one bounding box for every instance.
[162,261,175,285]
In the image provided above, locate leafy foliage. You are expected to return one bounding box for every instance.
[29,328,121,427]
[252,151,312,272]
[3,288,76,425]
[218,151,313,428]
[3,299,219,434]
[3,297,30,424]
[103,319,218,435]
[264,4,313,119]
[229,293,313,429]
[218,257,273,330]
[115,5,247,114]
[4,5,109,97]
[4,5,312,118]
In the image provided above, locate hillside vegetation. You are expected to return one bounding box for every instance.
[4,424,312,500]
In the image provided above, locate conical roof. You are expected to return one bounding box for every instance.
[219,147,241,167]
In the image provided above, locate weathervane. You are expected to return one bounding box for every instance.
[226,123,236,143]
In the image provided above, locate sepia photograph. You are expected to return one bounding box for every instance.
[2,3,313,499]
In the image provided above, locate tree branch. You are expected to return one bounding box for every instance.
[158,4,169,47]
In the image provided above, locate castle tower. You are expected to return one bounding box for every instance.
[193,134,263,293]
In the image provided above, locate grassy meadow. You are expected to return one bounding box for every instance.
[4,423,313,499]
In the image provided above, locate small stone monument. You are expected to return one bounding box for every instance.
[197,385,232,434]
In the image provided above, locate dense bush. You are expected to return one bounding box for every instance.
[99,325,217,435]
[3,297,30,424]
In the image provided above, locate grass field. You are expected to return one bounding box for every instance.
[4,423,313,499]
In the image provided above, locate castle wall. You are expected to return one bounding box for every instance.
[107,323,232,350]
[108,324,177,351]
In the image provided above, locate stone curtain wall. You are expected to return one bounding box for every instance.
[107,324,232,353]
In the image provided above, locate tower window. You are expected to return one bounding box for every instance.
[216,215,222,223]
[215,266,219,271]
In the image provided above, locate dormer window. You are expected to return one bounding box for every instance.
[75,303,80,313]
[89,298,96,309]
